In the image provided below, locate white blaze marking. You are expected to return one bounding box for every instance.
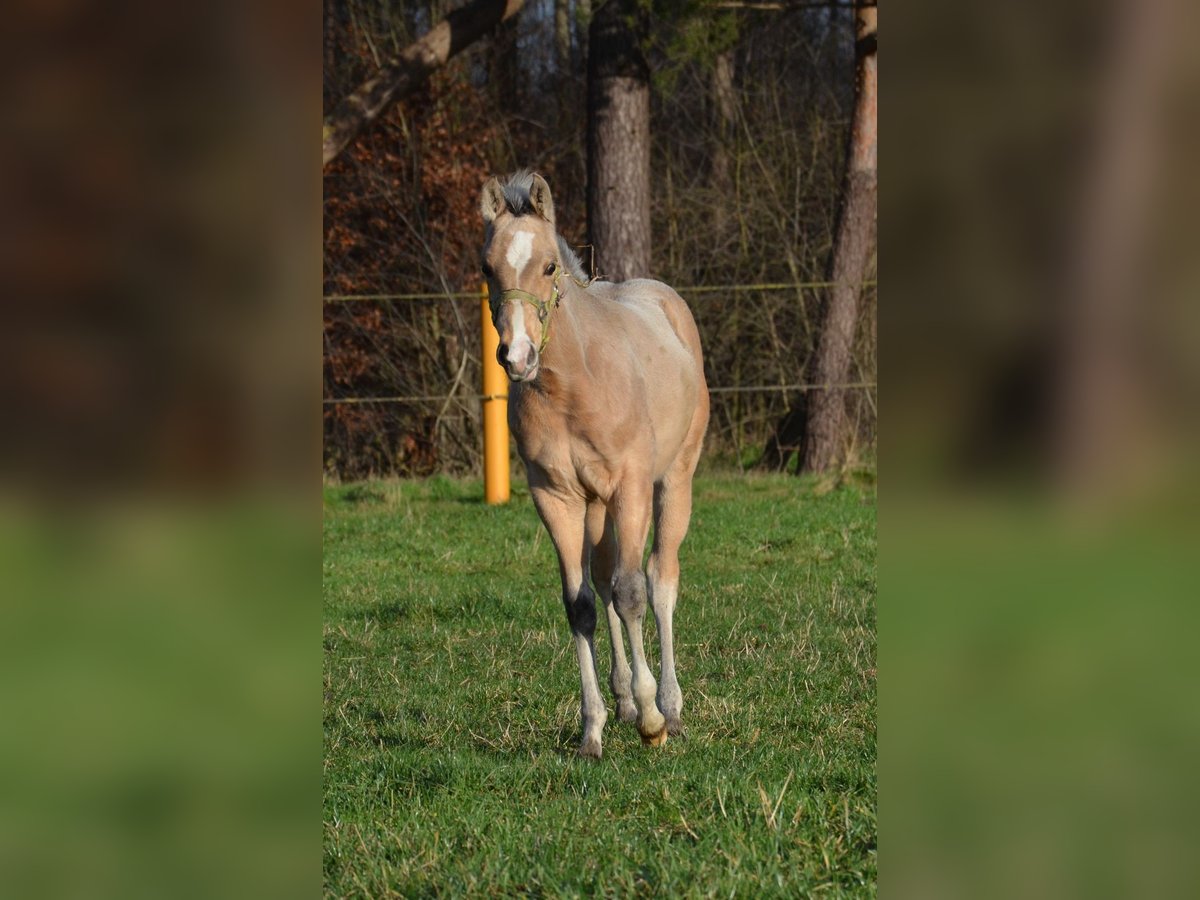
[507,300,533,366]
[501,229,537,371]
[505,230,533,275]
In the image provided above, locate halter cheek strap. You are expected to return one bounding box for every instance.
[493,266,565,354]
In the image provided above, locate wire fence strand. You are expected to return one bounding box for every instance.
[323,381,877,405]
[322,280,878,303]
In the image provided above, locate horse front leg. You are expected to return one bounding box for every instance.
[586,500,636,723]
[531,487,608,758]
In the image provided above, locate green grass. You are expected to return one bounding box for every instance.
[323,472,876,897]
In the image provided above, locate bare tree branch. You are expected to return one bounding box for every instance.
[322,0,526,167]
[706,1,860,10]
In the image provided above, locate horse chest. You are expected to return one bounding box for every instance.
[509,390,624,497]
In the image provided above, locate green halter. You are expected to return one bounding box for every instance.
[493,265,565,354]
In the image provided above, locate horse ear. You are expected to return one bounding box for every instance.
[529,173,556,226]
[480,177,506,224]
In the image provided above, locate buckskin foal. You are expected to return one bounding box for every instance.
[479,171,709,758]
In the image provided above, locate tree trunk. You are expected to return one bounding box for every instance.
[587,0,651,282]
[801,1,877,474]
[1051,0,1165,500]
[322,0,526,167]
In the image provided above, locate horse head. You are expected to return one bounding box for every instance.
[479,172,563,382]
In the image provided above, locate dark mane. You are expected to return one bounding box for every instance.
[498,169,537,217]
[555,237,590,285]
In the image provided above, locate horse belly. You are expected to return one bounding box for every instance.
[610,291,703,469]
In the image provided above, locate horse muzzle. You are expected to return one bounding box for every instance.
[498,342,539,382]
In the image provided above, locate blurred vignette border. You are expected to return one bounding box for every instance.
[0,1,320,897]
[886,0,1200,897]
[3,0,1200,896]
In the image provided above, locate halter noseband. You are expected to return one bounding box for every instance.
[492,265,565,354]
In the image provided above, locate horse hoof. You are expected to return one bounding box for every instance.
[665,717,685,737]
[577,739,602,759]
[640,726,668,747]
[616,701,638,723]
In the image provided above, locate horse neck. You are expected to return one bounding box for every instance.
[539,278,589,389]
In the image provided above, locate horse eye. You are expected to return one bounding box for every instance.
[545,262,557,276]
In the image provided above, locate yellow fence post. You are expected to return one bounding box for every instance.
[481,283,510,504]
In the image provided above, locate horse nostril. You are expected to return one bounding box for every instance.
[497,345,508,367]
[525,345,538,369]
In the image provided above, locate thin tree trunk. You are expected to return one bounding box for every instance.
[575,0,592,66]
[490,13,521,110]
[555,0,571,72]
[322,0,525,167]
[587,0,651,281]
[711,50,736,239]
[801,1,877,474]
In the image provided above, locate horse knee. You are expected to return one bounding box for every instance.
[612,570,647,620]
[563,586,597,636]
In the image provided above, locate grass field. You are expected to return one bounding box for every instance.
[323,471,876,897]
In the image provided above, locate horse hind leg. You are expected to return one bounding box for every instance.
[608,480,668,746]
[587,501,635,723]
[649,437,705,737]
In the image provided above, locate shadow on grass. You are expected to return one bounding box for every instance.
[459,719,589,761]
[345,599,409,625]
[336,484,386,505]
[453,492,530,506]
